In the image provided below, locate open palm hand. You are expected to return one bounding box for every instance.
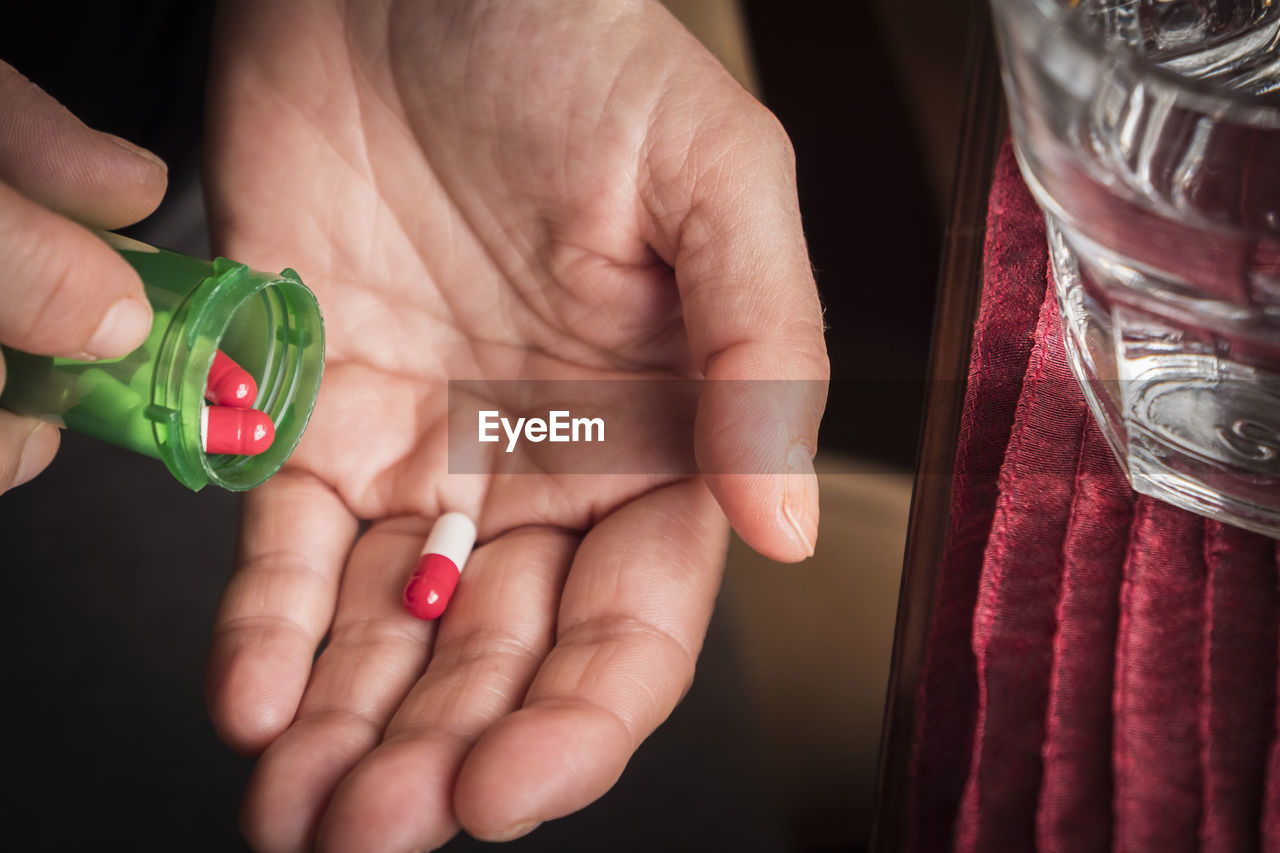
[203,2,827,850]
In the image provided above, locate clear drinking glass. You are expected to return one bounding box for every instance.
[989,0,1280,535]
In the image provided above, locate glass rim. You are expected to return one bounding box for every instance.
[1007,0,1280,114]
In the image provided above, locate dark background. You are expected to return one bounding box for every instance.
[0,2,972,850]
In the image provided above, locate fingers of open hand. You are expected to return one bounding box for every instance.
[238,517,440,853]
[450,480,728,842]
[252,483,725,852]
[246,525,575,853]
[206,472,359,756]
[647,103,829,562]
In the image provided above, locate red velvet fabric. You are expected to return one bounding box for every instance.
[905,141,1280,851]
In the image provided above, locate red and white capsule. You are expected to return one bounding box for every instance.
[201,405,275,456]
[206,350,258,408]
[403,512,477,621]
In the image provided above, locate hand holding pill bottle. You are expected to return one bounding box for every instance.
[0,59,323,492]
[0,233,324,490]
[0,60,167,494]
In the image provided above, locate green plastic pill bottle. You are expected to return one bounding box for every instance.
[0,233,324,491]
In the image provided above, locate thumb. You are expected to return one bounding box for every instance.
[0,61,167,360]
[648,99,829,563]
[0,183,154,359]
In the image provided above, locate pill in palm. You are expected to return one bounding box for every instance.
[206,350,258,407]
[202,405,275,456]
[403,512,477,621]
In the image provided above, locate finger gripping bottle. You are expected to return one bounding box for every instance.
[0,233,325,491]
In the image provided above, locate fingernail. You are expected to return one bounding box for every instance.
[84,297,152,359]
[14,421,57,489]
[486,820,542,842]
[107,134,168,172]
[781,443,818,558]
